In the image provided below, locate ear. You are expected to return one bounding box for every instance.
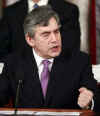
[25,33,35,47]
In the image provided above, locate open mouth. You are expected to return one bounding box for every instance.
[51,45,60,52]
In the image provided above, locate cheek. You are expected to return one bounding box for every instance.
[59,37,62,45]
[58,34,61,41]
[38,41,49,50]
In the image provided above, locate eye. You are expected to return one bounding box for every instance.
[43,33,49,37]
[41,32,50,39]
[55,29,60,34]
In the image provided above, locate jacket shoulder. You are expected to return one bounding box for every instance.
[3,0,25,17]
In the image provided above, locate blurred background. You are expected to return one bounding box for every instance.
[0,0,100,65]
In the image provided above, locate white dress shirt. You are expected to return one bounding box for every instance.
[28,0,49,12]
[32,48,54,80]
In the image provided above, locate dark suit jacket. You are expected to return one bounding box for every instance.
[0,0,80,61]
[0,48,98,111]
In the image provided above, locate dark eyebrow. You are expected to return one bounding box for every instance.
[41,31,50,35]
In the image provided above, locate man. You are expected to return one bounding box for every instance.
[0,0,80,61]
[0,5,99,111]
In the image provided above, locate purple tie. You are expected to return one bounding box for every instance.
[41,60,50,97]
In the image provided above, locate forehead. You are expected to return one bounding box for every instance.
[35,18,59,33]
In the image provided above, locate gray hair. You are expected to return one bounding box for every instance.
[23,5,61,38]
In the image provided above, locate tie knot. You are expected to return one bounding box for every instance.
[42,60,50,67]
[33,4,39,9]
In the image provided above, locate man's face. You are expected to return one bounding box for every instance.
[32,17,62,59]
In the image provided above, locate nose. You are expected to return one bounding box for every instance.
[51,33,57,42]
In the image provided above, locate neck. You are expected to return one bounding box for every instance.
[32,0,40,3]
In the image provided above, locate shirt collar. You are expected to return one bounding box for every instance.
[32,48,54,67]
[28,0,49,12]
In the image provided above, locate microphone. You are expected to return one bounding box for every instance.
[14,66,24,116]
[14,79,23,116]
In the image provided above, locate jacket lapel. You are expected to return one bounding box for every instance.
[45,57,66,105]
[22,49,44,102]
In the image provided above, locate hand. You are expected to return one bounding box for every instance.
[78,87,93,109]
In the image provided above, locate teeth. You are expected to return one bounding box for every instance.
[54,46,58,48]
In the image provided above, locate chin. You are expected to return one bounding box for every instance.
[51,52,61,58]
